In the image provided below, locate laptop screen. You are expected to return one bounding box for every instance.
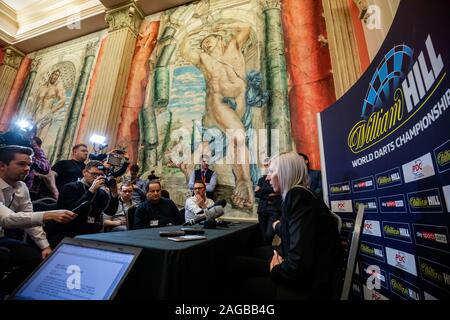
[13,238,141,300]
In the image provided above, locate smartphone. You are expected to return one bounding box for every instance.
[159,230,186,237]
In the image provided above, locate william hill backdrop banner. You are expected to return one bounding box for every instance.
[319,0,450,300]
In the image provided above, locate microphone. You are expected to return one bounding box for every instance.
[183,200,227,226]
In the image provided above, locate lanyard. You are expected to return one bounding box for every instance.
[7,193,16,208]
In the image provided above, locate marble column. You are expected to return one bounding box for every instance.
[17,57,41,115]
[0,56,31,131]
[262,0,292,154]
[0,46,25,116]
[322,0,361,98]
[282,0,336,169]
[81,2,143,148]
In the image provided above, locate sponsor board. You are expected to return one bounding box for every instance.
[418,256,450,293]
[353,197,378,213]
[363,285,389,300]
[329,181,351,195]
[363,220,382,237]
[407,188,443,213]
[359,241,385,262]
[330,200,353,213]
[360,262,388,289]
[402,153,436,184]
[412,223,450,253]
[375,167,403,189]
[389,273,420,300]
[379,194,407,213]
[433,139,450,173]
[385,247,418,276]
[382,221,412,243]
[443,185,450,212]
[352,176,376,193]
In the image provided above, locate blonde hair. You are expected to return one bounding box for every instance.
[269,152,310,199]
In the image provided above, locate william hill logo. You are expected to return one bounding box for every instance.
[377,173,401,186]
[347,35,444,154]
[390,277,419,300]
[419,258,450,291]
[409,195,441,208]
[437,150,450,167]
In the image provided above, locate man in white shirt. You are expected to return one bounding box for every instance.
[188,155,217,200]
[185,180,215,222]
[0,145,76,295]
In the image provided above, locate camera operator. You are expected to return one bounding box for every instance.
[100,149,130,179]
[45,160,119,247]
[44,143,89,199]
[0,126,50,190]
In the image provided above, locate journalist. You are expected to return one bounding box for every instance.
[0,145,76,295]
[134,180,182,229]
[103,183,137,232]
[45,160,119,247]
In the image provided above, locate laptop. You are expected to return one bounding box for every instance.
[11,237,141,300]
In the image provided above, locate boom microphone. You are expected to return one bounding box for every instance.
[182,200,227,226]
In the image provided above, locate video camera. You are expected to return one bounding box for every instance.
[97,165,117,189]
[0,120,36,148]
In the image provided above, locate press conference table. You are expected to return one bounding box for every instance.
[77,222,259,299]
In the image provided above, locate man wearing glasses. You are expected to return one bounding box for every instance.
[184,180,215,222]
[45,160,119,247]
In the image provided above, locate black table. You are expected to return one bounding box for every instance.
[77,222,259,299]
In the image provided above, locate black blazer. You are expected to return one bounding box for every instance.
[133,198,182,229]
[55,181,118,235]
[271,186,341,299]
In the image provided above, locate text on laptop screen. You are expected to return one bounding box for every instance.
[14,243,135,300]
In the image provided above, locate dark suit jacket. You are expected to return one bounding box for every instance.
[55,181,119,235]
[134,198,182,229]
[271,186,341,299]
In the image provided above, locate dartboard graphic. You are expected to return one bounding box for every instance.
[361,44,414,119]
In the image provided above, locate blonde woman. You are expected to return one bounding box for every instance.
[266,152,342,299]
[227,152,342,300]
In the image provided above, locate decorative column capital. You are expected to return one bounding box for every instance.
[30,57,42,72]
[105,2,144,36]
[3,46,25,69]
[85,39,99,57]
[261,0,281,11]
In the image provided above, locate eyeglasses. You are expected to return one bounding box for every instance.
[194,187,205,190]
[87,171,104,177]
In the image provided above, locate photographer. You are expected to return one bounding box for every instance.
[45,160,119,247]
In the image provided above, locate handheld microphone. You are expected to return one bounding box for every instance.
[182,199,227,226]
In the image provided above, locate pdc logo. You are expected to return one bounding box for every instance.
[411,159,423,177]
[395,253,406,264]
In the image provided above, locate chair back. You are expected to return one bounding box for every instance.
[178,207,185,224]
[32,197,57,211]
[126,205,137,230]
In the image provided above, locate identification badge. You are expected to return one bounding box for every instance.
[150,220,159,227]
[87,216,95,224]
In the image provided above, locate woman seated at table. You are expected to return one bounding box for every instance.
[230,152,342,299]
